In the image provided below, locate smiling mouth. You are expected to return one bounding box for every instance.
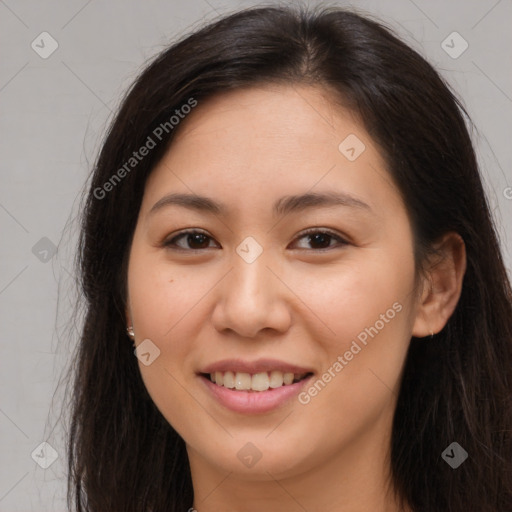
[200,371,314,392]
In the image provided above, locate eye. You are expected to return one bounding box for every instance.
[291,228,349,251]
[163,229,219,251]
[163,228,348,252]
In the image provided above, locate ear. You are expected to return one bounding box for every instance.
[412,232,466,337]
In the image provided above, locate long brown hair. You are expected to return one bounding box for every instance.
[65,4,512,511]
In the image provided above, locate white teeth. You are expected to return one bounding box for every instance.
[235,372,251,390]
[223,371,235,388]
[283,372,294,385]
[269,370,284,388]
[208,370,308,391]
[251,372,270,391]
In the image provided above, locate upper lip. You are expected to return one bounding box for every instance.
[199,358,314,375]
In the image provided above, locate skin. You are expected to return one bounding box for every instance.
[125,84,466,512]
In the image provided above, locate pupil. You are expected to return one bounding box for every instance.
[189,233,208,248]
[310,233,330,248]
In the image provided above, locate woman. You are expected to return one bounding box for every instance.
[66,4,512,511]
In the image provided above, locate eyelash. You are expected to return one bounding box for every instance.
[162,227,349,252]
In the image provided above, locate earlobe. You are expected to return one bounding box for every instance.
[412,232,466,338]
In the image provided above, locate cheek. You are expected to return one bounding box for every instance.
[302,251,414,344]
[127,248,210,341]
[127,253,210,433]
[126,249,197,381]
[298,310,410,457]
[295,251,414,416]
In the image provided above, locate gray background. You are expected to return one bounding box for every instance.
[1,0,511,510]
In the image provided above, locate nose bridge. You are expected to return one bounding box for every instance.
[212,236,291,337]
[230,238,274,308]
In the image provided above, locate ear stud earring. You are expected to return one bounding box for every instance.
[126,326,136,348]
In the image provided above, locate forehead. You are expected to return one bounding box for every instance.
[172,83,358,150]
[141,84,401,218]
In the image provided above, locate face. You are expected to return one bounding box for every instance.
[126,84,423,481]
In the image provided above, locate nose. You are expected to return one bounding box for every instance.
[211,249,292,339]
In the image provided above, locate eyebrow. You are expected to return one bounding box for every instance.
[148,191,373,218]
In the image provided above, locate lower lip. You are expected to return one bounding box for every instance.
[199,374,314,414]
